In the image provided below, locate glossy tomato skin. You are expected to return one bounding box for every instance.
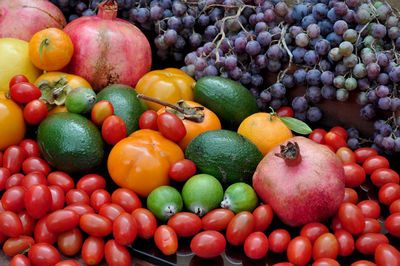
[226,211,255,246]
[312,258,340,266]
[300,222,329,244]
[0,211,23,237]
[354,147,378,164]
[47,171,74,193]
[9,75,29,88]
[23,100,48,125]
[350,260,376,266]
[5,173,24,189]
[361,218,381,234]
[113,213,138,246]
[131,208,157,239]
[10,82,41,104]
[343,163,366,188]
[98,203,125,222]
[24,184,52,219]
[338,203,365,235]
[34,216,58,244]
[139,110,158,130]
[19,139,41,158]
[243,232,269,260]
[252,204,273,232]
[154,225,178,256]
[57,227,83,256]
[334,229,355,257]
[343,188,358,204]
[49,185,65,211]
[3,145,26,174]
[362,155,390,175]
[312,233,339,260]
[389,199,400,214]
[167,212,201,237]
[330,127,348,141]
[21,171,47,189]
[81,236,104,265]
[18,210,36,236]
[157,112,186,142]
[79,213,112,237]
[336,147,356,164]
[65,189,90,206]
[46,209,80,233]
[0,167,10,190]
[371,168,399,187]
[268,229,291,253]
[276,106,294,117]
[76,174,106,197]
[111,188,141,213]
[90,189,111,212]
[378,183,400,205]
[91,100,114,126]
[55,260,81,266]
[201,208,235,231]
[324,132,347,151]
[374,243,400,266]
[308,128,327,144]
[190,230,226,259]
[357,200,381,219]
[9,254,31,266]
[287,236,312,266]
[64,203,94,218]
[1,185,26,213]
[28,242,61,266]
[385,212,400,237]
[168,159,197,182]
[22,157,50,176]
[2,235,35,256]
[104,239,131,266]
[355,233,389,255]
[102,115,127,145]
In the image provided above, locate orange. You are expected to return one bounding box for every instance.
[29,28,74,71]
[237,112,293,156]
[0,98,26,151]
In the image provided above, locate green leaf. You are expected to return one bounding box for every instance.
[39,38,49,61]
[279,117,313,135]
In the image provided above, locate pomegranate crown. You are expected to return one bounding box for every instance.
[275,141,302,167]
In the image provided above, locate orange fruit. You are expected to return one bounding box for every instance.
[29,28,73,71]
[0,98,26,151]
[237,112,293,156]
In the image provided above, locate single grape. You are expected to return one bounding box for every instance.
[306,86,322,103]
[378,97,392,110]
[267,44,283,61]
[390,98,400,112]
[367,90,379,103]
[353,63,367,79]
[356,92,368,105]
[366,63,381,79]
[182,15,196,29]
[360,104,376,120]
[336,88,349,102]
[347,138,359,150]
[326,32,343,47]
[282,75,295,89]
[306,69,321,86]
[307,106,323,122]
[257,31,272,47]
[164,29,178,45]
[267,60,281,72]
[292,96,308,113]
[333,20,348,35]
[333,75,345,89]
[339,41,354,57]
[334,2,348,16]
[312,3,329,21]
[293,69,307,85]
[343,54,357,68]
[292,47,307,64]
[307,24,321,38]
[329,47,343,61]
[251,74,263,87]
[315,39,331,55]
[335,63,349,76]
[255,54,268,69]
[194,57,207,71]
[380,123,393,137]
[295,33,310,47]
[321,85,336,100]
[343,29,358,43]
[271,83,286,99]
[321,71,334,85]
[260,89,272,103]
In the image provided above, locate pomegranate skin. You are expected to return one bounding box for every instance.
[253,136,345,227]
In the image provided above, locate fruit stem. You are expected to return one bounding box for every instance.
[39,37,50,60]
[97,0,118,20]
[275,141,302,167]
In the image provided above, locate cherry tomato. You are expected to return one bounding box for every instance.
[330,126,348,141]
[336,147,356,164]
[131,208,157,239]
[49,185,65,211]
[3,235,35,256]
[1,185,25,212]
[0,167,10,191]
[98,203,125,222]
[34,216,58,244]
[75,173,105,195]
[343,163,366,188]
[287,236,312,266]
[312,258,340,266]
[19,139,41,158]
[308,128,327,144]
[276,106,295,117]
[324,132,347,151]
[201,208,235,231]
[389,199,400,214]
[361,218,381,234]
[362,155,390,175]
[18,210,36,236]
[244,231,268,259]
[226,211,255,246]
[91,100,114,126]
[330,215,345,231]
[139,110,158,130]
[102,115,127,145]
[55,260,81,266]
[24,100,48,125]
[190,230,226,258]
[300,222,329,244]
[64,203,94,218]
[357,200,380,219]
[350,260,376,266]
[81,236,104,265]
[334,229,355,257]
[65,189,90,205]
[113,212,137,246]
[374,243,400,266]
[24,184,51,219]
[57,227,83,256]
[104,239,131,266]
[9,75,29,88]
[28,242,61,266]
[168,159,197,182]
[79,213,112,237]
[22,157,50,176]
[3,145,26,174]
[338,203,365,235]
[385,212,400,238]
[10,254,31,266]
[90,189,111,212]
[154,225,178,256]
[21,171,47,189]
[268,229,291,253]
[157,112,186,142]
[378,183,400,205]
[111,188,141,213]
[273,263,295,266]
[5,173,24,189]
[168,212,201,237]
[252,204,273,232]
[355,233,389,255]
[313,232,340,260]
[343,187,358,204]
[46,209,80,233]
[47,171,74,193]
[371,168,400,187]
[10,82,41,104]
[354,147,378,164]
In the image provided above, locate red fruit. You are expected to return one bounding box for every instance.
[355,233,389,255]
[276,106,294,117]
[9,75,29,88]
[338,203,365,235]
[385,212,400,238]
[10,82,41,104]
[139,110,158,130]
[23,100,48,125]
[168,159,197,182]
[101,115,127,145]
[157,112,186,142]
[244,232,269,259]
[190,230,226,259]
[91,100,114,125]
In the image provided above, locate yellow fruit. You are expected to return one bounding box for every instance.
[0,38,42,92]
[0,98,26,151]
[238,112,293,156]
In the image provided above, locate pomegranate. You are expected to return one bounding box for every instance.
[63,1,152,91]
[0,0,66,41]
[253,136,345,227]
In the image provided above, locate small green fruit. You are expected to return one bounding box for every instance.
[146,186,183,221]
[65,87,96,114]
[220,182,258,214]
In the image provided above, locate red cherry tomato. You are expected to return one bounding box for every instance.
[334,229,355,257]
[190,230,226,258]
[324,132,347,151]
[64,203,94,218]
[76,174,106,197]
[3,235,35,256]
[57,227,83,256]
[300,222,329,244]
[244,231,269,259]
[343,163,366,188]
[389,199,400,214]
[157,112,186,142]
[131,208,157,239]
[313,233,339,260]
[47,171,74,193]
[154,225,178,255]
[65,189,90,206]
[113,212,137,246]
[371,168,400,187]
[0,167,10,191]
[104,239,131,266]
[378,183,400,205]
[55,260,81,266]
[168,212,202,237]
[336,147,356,164]
[226,211,255,246]
[19,139,41,158]
[139,110,158,130]
[98,203,125,222]
[9,75,29,88]
[355,233,389,255]
[276,106,294,117]
[343,187,358,204]
[79,213,112,237]
[252,204,274,232]
[34,216,58,244]
[354,147,378,164]
[168,159,197,182]
[24,184,52,219]
[1,185,25,213]
[91,100,114,126]
[10,254,31,266]
[374,243,400,266]
[49,185,65,211]
[268,229,291,255]
[18,210,36,236]
[312,258,340,266]
[101,115,127,145]
[330,126,348,141]
[362,155,390,175]
[201,208,235,231]
[10,82,41,104]
[308,128,327,144]
[46,209,80,233]
[5,173,24,189]
[21,171,47,189]
[287,236,312,266]
[357,200,380,219]
[22,157,50,176]
[111,188,142,213]
[0,211,23,237]
[350,260,376,266]
[331,215,345,233]
[81,236,104,265]
[3,145,26,174]
[28,242,61,266]
[385,212,400,238]
[338,203,365,235]
[90,189,111,212]
[361,218,381,234]
[24,100,48,125]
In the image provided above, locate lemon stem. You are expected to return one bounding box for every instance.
[39,37,50,60]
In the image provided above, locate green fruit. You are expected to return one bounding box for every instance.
[37,112,104,173]
[182,174,223,217]
[147,186,183,221]
[194,76,258,129]
[185,130,263,184]
[65,87,96,114]
[96,84,148,134]
[221,182,258,214]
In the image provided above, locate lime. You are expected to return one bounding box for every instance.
[146,186,183,221]
[220,182,258,214]
[182,174,223,217]
[65,87,96,114]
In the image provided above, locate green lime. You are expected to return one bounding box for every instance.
[182,174,223,217]
[220,182,258,214]
[65,87,96,114]
[146,186,183,221]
